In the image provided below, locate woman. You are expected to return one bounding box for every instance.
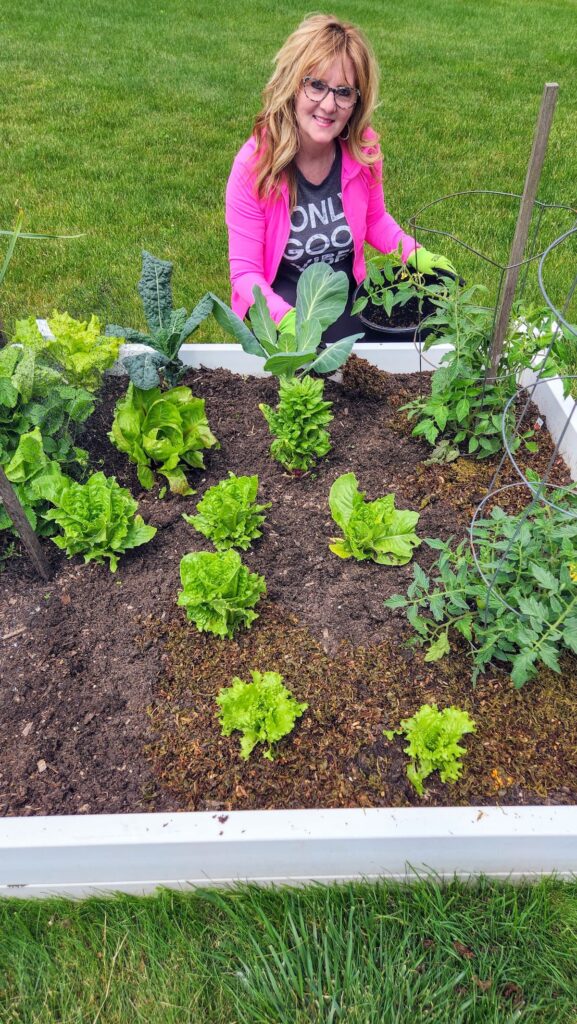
[226,14,454,344]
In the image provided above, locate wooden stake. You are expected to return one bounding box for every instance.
[0,466,52,580]
[487,83,559,380]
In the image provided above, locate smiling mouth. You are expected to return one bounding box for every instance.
[313,115,335,126]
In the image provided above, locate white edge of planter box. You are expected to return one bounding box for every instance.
[1,806,576,898]
[8,333,574,898]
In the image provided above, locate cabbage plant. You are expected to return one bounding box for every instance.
[109,383,219,495]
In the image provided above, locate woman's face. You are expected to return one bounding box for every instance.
[294,55,357,150]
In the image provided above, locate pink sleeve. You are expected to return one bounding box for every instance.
[225,157,292,323]
[364,157,419,262]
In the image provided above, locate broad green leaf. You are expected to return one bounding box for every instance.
[180,292,214,342]
[209,293,267,359]
[295,263,349,330]
[528,561,559,592]
[328,472,361,531]
[249,287,279,354]
[307,335,362,375]
[122,352,167,390]
[295,318,322,353]
[264,350,315,377]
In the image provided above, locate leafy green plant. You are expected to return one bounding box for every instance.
[216,669,308,760]
[109,382,219,495]
[329,472,421,565]
[13,313,122,391]
[403,282,539,460]
[177,549,266,638]
[211,262,363,378]
[34,470,156,571]
[0,344,93,466]
[351,245,443,320]
[0,428,64,535]
[384,703,476,796]
[259,375,333,472]
[510,305,577,400]
[183,472,270,550]
[385,492,577,687]
[106,250,214,389]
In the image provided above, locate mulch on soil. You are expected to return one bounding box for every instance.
[1,357,575,816]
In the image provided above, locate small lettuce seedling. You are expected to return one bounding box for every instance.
[260,376,333,471]
[177,549,266,638]
[109,382,219,495]
[35,470,157,571]
[183,472,270,550]
[329,472,421,565]
[384,703,476,796]
[216,669,308,760]
[210,262,363,378]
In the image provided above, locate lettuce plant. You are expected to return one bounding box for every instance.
[109,382,219,495]
[13,313,121,391]
[259,375,333,472]
[35,470,156,571]
[183,472,270,550]
[177,549,266,638]
[210,262,363,378]
[384,703,476,796]
[0,343,93,466]
[106,250,214,389]
[216,669,308,760]
[329,473,421,565]
[0,428,63,536]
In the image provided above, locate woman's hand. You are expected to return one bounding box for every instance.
[406,247,457,277]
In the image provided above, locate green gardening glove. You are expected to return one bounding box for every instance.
[277,308,296,345]
[406,247,457,277]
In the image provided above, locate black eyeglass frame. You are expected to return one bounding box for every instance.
[301,76,361,109]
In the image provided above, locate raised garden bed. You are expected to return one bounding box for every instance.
[1,344,576,892]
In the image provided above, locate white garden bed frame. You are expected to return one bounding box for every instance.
[1,340,575,898]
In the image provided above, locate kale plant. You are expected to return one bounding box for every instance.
[177,549,266,638]
[210,262,364,378]
[35,470,157,571]
[329,472,421,565]
[183,472,270,550]
[106,250,214,389]
[109,382,219,495]
[259,375,333,472]
[384,703,476,796]
[216,669,308,760]
[385,492,577,687]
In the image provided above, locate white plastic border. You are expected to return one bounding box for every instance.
[2,336,575,897]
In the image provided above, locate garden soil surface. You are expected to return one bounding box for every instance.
[1,358,576,817]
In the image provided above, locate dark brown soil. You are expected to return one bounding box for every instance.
[0,359,575,816]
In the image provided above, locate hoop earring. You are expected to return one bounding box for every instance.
[339,124,350,141]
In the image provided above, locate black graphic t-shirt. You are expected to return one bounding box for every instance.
[273,147,354,309]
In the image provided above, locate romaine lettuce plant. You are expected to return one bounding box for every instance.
[13,313,122,391]
[106,250,214,389]
[384,703,476,795]
[329,473,421,565]
[109,382,219,495]
[35,470,157,571]
[216,669,308,760]
[210,262,363,378]
[259,375,333,471]
[0,428,63,536]
[177,549,266,638]
[183,472,270,550]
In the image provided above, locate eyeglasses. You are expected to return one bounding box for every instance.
[302,76,360,110]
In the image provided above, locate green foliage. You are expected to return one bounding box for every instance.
[106,251,214,389]
[212,263,363,378]
[183,472,270,550]
[177,549,266,638]
[351,245,446,321]
[0,343,93,467]
[35,470,156,571]
[109,382,219,495]
[13,312,122,391]
[384,703,475,795]
[0,428,64,535]
[512,305,577,400]
[259,376,333,472]
[385,492,577,687]
[329,472,421,565]
[216,669,308,760]
[403,282,540,459]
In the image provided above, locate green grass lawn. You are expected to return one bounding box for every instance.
[2,879,577,1023]
[2,0,577,338]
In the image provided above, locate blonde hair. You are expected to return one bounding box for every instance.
[252,13,380,206]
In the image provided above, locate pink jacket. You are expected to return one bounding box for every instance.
[225,133,419,323]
